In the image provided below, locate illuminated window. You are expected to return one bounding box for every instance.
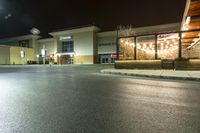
[119,37,135,60]
[182,31,200,59]
[136,35,155,60]
[157,33,179,59]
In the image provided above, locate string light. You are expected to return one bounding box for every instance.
[130,43,135,47]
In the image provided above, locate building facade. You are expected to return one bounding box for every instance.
[115,0,200,70]
[0,0,199,66]
[0,23,189,65]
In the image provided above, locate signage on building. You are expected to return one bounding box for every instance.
[59,36,72,41]
[110,52,123,57]
[158,33,179,40]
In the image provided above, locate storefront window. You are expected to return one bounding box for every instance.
[157,33,179,59]
[136,35,155,60]
[182,31,200,59]
[19,40,30,48]
[119,37,135,60]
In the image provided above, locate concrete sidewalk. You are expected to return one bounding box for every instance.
[101,69,200,81]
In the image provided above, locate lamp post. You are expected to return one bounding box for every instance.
[30,27,40,64]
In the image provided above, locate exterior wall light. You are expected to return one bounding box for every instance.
[20,50,25,58]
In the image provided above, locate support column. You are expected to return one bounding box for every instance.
[134,37,137,60]
[116,30,119,60]
[155,34,158,59]
[178,32,182,59]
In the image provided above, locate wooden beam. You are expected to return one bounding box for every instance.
[188,9,200,16]
[187,0,200,16]
[189,0,200,10]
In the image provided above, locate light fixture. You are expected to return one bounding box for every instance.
[125,41,129,45]
[143,43,146,48]
[137,43,141,49]
[130,43,135,47]
[30,27,40,35]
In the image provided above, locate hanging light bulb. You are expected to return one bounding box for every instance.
[130,43,135,47]
[137,43,141,49]
[174,42,179,45]
[120,39,124,43]
[125,41,129,45]
[143,43,146,48]
[149,43,152,48]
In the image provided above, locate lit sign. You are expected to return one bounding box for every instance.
[158,33,179,41]
[59,36,72,40]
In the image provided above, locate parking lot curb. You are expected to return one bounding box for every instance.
[100,70,200,81]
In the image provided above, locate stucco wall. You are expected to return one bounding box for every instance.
[55,31,95,64]
[74,31,95,63]
[97,36,116,54]
[73,31,94,56]
[10,47,35,64]
[37,39,57,56]
[0,46,10,64]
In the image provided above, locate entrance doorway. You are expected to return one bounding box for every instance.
[100,54,116,64]
[60,55,74,64]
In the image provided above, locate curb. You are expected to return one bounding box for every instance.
[100,70,200,81]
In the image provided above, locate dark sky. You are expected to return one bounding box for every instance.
[0,0,186,38]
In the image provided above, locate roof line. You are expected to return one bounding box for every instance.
[50,24,98,33]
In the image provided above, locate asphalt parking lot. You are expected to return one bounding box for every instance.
[0,65,200,133]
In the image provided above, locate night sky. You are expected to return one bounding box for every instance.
[0,0,186,38]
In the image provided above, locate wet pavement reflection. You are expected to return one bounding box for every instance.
[0,65,200,133]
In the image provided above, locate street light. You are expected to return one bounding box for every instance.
[30,27,40,64]
[30,27,40,35]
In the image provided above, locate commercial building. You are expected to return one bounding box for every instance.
[115,0,200,70]
[0,24,181,65]
[0,25,117,65]
[0,0,199,68]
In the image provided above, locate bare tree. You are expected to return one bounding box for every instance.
[117,25,135,37]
